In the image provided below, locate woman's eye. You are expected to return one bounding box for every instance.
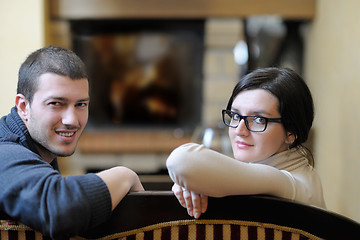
[253,116,266,125]
[233,114,241,121]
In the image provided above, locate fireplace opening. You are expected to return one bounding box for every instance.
[70,19,205,132]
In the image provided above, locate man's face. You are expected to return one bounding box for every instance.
[24,73,89,161]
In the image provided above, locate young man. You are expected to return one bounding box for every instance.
[0,46,144,239]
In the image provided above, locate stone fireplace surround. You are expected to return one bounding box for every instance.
[47,0,315,177]
[57,17,244,177]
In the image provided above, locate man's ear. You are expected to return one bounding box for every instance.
[15,94,30,122]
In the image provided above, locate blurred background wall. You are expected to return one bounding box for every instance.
[1,0,360,222]
[304,0,360,221]
[0,0,44,115]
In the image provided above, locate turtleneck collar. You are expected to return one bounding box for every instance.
[251,146,310,172]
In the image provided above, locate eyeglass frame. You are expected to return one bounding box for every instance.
[222,109,282,132]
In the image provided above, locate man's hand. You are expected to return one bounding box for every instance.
[172,183,208,218]
[96,166,144,210]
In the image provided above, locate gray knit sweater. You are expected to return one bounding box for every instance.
[0,107,112,239]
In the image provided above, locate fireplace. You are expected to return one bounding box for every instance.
[71,19,204,132]
[46,1,315,175]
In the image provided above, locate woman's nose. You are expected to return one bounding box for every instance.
[235,119,250,135]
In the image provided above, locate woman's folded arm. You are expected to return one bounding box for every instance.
[166,143,294,199]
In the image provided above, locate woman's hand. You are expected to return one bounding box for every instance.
[172,183,208,218]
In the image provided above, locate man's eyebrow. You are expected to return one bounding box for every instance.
[78,97,90,102]
[46,97,90,102]
[46,97,67,102]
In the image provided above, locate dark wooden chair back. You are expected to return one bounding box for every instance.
[84,191,360,239]
[2,191,360,239]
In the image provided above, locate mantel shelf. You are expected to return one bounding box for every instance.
[49,0,315,20]
[77,130,192,154]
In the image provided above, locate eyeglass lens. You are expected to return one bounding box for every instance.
[223,110,267,132]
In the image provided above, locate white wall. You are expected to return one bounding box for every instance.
[0,0,44,115]
[305,0,360,221]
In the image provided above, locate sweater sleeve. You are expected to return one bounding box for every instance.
[166,143,294,199]
[0,143,112,239]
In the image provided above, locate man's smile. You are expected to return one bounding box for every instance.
[56,131,75,137]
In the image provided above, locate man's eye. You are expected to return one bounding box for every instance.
[253,116,266,125]
[77,102,88,108]
[49,102,62,106]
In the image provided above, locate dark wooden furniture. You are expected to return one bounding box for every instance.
[83,191,360,239]
[2,191,360,239]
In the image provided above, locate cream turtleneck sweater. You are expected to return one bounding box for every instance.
[166,143,326,209]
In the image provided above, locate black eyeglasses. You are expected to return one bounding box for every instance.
[222,109,282,132]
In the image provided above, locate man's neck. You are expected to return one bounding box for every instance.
[34,144,56,164]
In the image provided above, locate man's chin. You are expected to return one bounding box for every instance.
[51,146,77,157]
[34,141,78,160]
[56,150,76,157]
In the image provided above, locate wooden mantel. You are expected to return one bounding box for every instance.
[49,0,316,20]
[77,129,192,153]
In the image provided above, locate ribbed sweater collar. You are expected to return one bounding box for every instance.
[251,146,310,172]
[0,107,39,154]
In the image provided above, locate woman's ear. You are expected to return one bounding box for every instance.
[285,132,296,145]
[15,94,30,122]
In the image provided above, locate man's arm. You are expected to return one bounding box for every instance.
[0,144,143,238]
[96,166,144,210]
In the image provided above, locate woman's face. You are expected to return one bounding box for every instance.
[229,89,293,162]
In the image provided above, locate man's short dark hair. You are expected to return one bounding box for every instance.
[17,45,88,103]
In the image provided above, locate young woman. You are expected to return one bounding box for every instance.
[166,67,326,219]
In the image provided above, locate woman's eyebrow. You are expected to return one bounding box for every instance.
[252,110,271,115]
[231,108,275,116]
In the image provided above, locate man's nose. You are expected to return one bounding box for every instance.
[62,107,78,126]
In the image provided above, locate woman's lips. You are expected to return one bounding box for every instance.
[236,140,253,149]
